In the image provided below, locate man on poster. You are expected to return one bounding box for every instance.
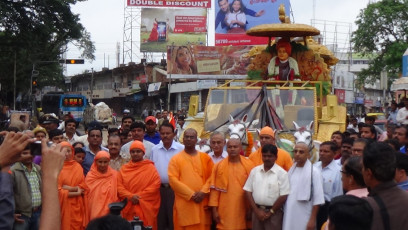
[215,0,265,32]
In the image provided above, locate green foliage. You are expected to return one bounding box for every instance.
[351,0,408,84]
[0,0,94,103]
[247,70,264,80]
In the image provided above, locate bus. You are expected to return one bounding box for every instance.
[42,93,87,122]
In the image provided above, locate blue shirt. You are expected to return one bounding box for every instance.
[215,7,257,30]
[144,132,161,145]
[388,109,399,124]
[398,180,408,191]
[400,146,406,154]
[314,160,343,202]
[82,145,109,176]
[150,141,184,183]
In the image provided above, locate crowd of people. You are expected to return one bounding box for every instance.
[1,101,408,230]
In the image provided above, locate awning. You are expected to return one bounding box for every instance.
[148,82,161,96]
[154,67,167,76]
[391,77,408,91]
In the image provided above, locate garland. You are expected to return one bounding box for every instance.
[245,131,254,157]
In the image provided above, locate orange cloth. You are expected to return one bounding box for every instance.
[117,159,161,229]
[209,156,254,229]
[85,151,118,220]
[168,151,214,230]
[58,160,89,230]
[249,147,293,171]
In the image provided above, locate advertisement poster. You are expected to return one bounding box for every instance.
[167,45,254,79]
[141,8,207,52]
[127,0,211,8]
[214,0,291,46]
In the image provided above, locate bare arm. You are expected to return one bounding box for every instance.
[245,191,267,221]
[306,205,320,230]
[271,195,288,213]
[39,141,66,230]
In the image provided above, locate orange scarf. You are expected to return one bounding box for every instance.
[210,155,254,192]
[85,151,118,220]
[58,160,89,230]
[117,160,161,229]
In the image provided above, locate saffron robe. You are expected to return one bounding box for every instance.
[85,161,118,220]
[249,147,293,171]
[117,160,161,229]
[168,150,214,230]
[58,161,89,230]
[209,156,254,229]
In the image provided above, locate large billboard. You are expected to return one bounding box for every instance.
[141,8,207,53]
[214,0,291,46]
[167,45,253,79]
[127,0,211,8]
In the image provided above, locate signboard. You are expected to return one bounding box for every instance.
[141,8,207,52]
[403,48,408,77]
[127,0,210,8]
[167,45,253,79]
[214,0,290,46]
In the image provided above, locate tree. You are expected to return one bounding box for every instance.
[0,0,95,105]
[351,0,408,86]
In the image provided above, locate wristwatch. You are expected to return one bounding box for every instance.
[270,208,275,214]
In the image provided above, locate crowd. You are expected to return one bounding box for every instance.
[1,101,408,230]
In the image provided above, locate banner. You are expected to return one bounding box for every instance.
[214,0,291,46]
[141,8,207,52]
[127,0,211,8]
[167,45,254,79]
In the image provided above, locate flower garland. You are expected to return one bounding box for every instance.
[245,130,254,157]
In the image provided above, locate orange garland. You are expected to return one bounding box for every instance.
[245,131,254,157]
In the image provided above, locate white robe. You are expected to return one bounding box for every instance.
[283,162,325,230]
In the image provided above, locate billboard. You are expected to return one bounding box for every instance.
[214,0,291,46]
[167,45,254,79]
[141,8,207,52]
[127,0,210,8]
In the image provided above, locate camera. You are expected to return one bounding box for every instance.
[30,141,53,156]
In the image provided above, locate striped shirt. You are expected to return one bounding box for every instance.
[22,164,41,208]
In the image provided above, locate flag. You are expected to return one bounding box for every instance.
[169,112,176,130]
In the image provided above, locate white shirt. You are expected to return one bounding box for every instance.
[243,164,290,206]
[120,139,155,160]
[314,160,343,202]
[397,107,408,125]
[63,132,80,145]
[208,151,228,164]
[150,141,184,183]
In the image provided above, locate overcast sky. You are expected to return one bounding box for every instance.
[65,0,370,76]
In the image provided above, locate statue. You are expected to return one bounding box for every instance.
[267,39,300,81]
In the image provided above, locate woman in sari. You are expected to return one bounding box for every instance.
[58,141,89,230]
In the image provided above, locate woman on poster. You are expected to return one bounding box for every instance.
[170,46,197,74]
[148,18,158,42]
[225,0,247,34]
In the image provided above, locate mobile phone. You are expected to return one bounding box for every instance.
[30,141,53,156]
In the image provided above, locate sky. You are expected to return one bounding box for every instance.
[66,0,371,76]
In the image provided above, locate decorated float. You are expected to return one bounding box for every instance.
[183,4,347,160]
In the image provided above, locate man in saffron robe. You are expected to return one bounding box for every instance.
[58,141,89,230]
[209,138,254,229]
[117,140,161,229]
[85,151,118,220]
[249,126,293,171]
[168,128,214,230]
